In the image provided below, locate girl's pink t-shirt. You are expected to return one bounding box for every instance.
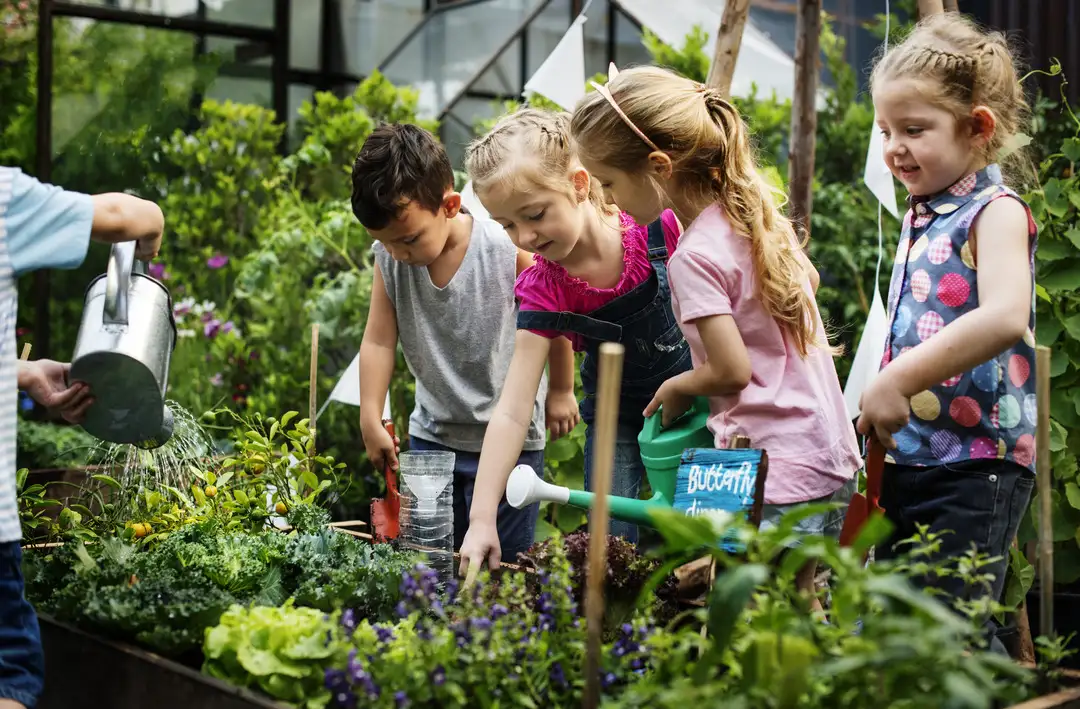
[667,203,861,505]
[516,211,678,352]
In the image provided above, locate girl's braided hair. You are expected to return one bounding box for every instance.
[870,13,1029,174]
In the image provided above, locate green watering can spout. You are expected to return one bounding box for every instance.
[504,397,714,528]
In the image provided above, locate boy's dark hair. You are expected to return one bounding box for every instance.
[351,123,455,230]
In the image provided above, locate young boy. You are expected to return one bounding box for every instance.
[353,124,577,564]
[0,166,164,709]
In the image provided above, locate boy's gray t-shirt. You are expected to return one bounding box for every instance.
[375,216,546,453]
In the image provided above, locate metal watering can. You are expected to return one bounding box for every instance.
[505,397,714,526]
[70,241,177,450]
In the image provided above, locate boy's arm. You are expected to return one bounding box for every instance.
[359,262,401,469]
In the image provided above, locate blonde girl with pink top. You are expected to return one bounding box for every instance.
[571,66,862,609]
[457,108,693,572]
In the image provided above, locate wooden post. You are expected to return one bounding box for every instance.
[19,343,31,361]
[1036,345,1054,647]
[308,324,319,467]
[917,0,945,17]
[706,0,751,97]
[943,0,958,11]
[787,0,822,239]
[583,343,624,709]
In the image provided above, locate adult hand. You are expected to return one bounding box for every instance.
[136,232,162,261]
[18,360,94,424]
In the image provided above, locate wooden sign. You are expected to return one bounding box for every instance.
[673,448,769,551]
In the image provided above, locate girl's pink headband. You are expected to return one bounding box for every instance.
[589,63,661,153]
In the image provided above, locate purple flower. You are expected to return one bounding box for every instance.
[204,319,222,338]
[550,662,568,689]
[490,604,508,619]
[325,668,348,692]
[601,672,618,690]
[431,665,446,687]
[394,691,409,708]
[395,601,409,618]
[340,609,357,636]
[207,253,229,269]
[210,373,224,387]
[375,624,395,644]
[148,262,169,280]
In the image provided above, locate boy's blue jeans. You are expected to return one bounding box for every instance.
[0,541,43,708]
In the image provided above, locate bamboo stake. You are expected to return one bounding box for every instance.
[1036,345,1053,647]
[788,0,822,239]
[706,0,751,97]
[309,324,319,470]
[20,343,31,361]
[583,343,624,709]
[917,0,945,17]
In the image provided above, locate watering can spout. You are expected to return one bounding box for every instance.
[506,465,668,527]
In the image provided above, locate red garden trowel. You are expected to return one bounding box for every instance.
[839,437,886,549]
[370,393,401,542]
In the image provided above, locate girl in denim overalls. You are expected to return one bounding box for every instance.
[458,108,692,570]
[859,15,1037,638]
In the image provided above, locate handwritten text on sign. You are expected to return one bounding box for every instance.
[673,448,762,519]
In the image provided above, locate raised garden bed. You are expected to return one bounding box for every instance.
[37,614,286,709]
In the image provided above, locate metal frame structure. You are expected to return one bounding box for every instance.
[30,0,644,357]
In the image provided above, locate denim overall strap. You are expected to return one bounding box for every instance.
[516,309,623,343]
[645,217,669,264]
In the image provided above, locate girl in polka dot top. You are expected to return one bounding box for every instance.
[861,13,1037,634]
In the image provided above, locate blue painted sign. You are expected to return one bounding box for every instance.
[673,448,767,551]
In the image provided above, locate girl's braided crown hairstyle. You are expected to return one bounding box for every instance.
[870,13,1028,174]
[570,65,826,357]
[465,107,615,216]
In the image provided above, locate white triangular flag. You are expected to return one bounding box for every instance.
[863,117,899,218]
[523,14,587,110]
[460,180,489,219]
[325,353,361,408]
[843,288,890,420]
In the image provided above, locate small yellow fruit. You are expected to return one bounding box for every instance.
[132,523,149,538]
[275,502,287,515]
[205,485,218,498]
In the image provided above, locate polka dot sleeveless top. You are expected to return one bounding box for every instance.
[883,164,1038,471]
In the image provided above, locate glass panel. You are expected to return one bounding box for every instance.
[524,0,570,79]
[339,0,426,77]
[442,97,503,167]
[612,7,651,71]
[290,0,323,71]
[286,83,316,148]
[59,0,273,27]
[379,0,547,120]
[470,36,522,97]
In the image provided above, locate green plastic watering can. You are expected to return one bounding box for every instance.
[505,397,714,527]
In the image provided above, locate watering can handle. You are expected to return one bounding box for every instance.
[103,242,135,326]
[641,396,710,436]
[103,243,150,326]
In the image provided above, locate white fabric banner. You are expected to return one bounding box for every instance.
[523,13,588,110]
[460,180,490,219]
[863,116,899,218]
[843,288,890,420]
[326,352,361,408]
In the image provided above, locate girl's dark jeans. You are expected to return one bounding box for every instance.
[876,458,1034,650]
[0,541,44,708]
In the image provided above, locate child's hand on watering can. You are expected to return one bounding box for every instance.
[17,360,94,424]
[545,389,580,440]
[643,373,694,428]
[459,523,502,574]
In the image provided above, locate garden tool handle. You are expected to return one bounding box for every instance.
[641,396,709,436]
[865,438,885,513]
[382,418,400,501]
[103,241,136,326]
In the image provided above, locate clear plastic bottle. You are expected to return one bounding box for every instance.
[398,450,455,585]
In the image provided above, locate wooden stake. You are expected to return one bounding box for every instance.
[706,0,751,97]
[788,0,822,239]
[583,342,624,709]
[917,0,945,17]
[19,343,31,361]
[309,324,319,466]
[1036,345,1053,645]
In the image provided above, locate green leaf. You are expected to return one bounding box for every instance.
[1052,420,1069,451]
[1064,137,1080,163]
[92,474,121,490]
[1064,482,1080,510]
[1066,226,1080,251]
[216,471,234,487]
[1037,318,1065,347]
[695,564,770,683]
[648,507,722,553]
[300,470,319,491]
[545,436,578,463]
[1040,265,1080,295]
[1044,178,1071,217]
[280,411,299,430]
[233,489,250,506]
[1052,348,1071,377]
[1039,238,1075,262]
